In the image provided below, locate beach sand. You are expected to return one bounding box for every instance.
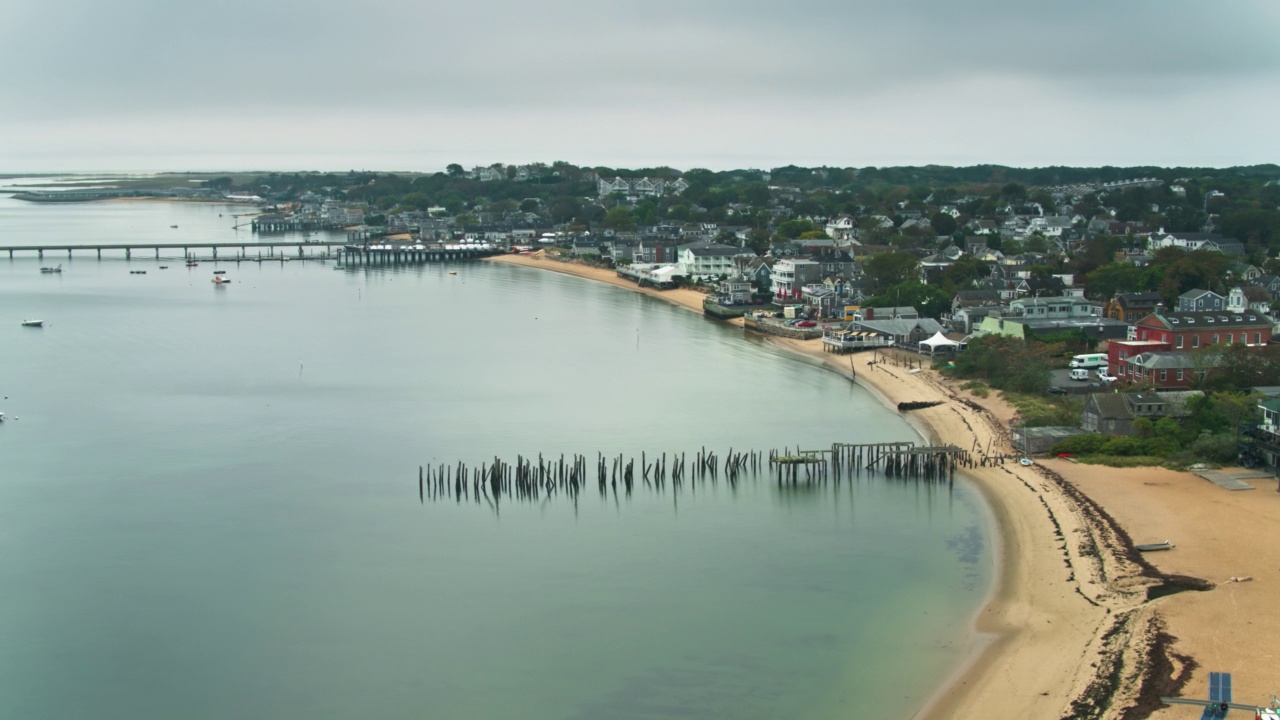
[486,251,1266,719]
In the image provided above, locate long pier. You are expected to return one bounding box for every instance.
[415,440,980,507]
[4,241,346,260]
[4,241,502,264]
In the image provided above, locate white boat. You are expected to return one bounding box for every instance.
[1019,457,1033,466]
[40,264,62,274]
[212,276,231,284]
[20,319,43,327]
[1135,540,1174,552]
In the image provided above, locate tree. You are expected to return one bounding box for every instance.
[446,163,464,177]
[777,219,816,238]
[866,282,950,318]
[930,212,957,236]
[745,228,772,255]
[601,206,635,231]
[863,252,921,294]
[937,254,989,295]
[950,334,1053,393]
[547,196,581,224]
[1000,183,1027,201]
[1084,262,1143,300]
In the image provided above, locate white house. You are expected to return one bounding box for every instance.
[677,240,752,280]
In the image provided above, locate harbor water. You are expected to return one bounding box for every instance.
[0,184,994,720]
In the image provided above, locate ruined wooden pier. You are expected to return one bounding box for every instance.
[415,441,975,506]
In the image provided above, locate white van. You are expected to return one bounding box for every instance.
[1069,368,1090,381]
[1095,365,1110,379]
[1069,353,1108,369]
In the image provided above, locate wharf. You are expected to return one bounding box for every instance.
[6,241,502,265]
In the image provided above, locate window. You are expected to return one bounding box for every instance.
[1213,334,1219,344]
[1226,333,1233,344]
[1176,336,1184,349]
[1160,370,1167,381]
[1177,369,1184,381]
[1256,332,1263,344]
[1193,336,1200,348]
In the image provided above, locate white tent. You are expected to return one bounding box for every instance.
[918,331,963,355]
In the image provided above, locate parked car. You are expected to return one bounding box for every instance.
[1047,386,1068,395]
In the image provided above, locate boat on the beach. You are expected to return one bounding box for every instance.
[1019,457,1033,466]
[1135,540,1174,552]
[21,319,43,327]
[40,264,61,274]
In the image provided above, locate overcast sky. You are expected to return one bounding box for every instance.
[2,0,1277,172]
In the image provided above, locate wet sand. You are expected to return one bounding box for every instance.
[486,251,1264,719]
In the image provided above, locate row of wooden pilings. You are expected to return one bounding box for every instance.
[769,442,970,485]
[417,447,768,505]
[339,247,497,266]
[417,441,975,505]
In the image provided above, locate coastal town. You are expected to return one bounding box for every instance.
[16,163,1280,720]
[60,163,1280,472]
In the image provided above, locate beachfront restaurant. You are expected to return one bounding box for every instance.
[822,328,893,353]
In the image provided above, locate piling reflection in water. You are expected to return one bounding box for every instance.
[416,441,976,508]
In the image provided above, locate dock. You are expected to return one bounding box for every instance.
[4,241,502,265]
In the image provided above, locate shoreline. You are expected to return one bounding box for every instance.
[485,251,1183,719]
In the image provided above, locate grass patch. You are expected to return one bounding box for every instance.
[1001,390,1083,427]
[1068,455,1169,468]
[961,380,989,398]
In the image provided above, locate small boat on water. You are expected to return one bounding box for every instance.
[130,270,147,275]
[21,319,43,327]
[40,264,62,274]
[212,276,231,285]
[449,270,458,275]
[186,261,198,267]
[1136,540,1174,552]
[170,225,178,228]
[213,270,226,275]
[159,265,169,269]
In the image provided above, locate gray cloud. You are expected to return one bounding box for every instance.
[0,0,1276,169]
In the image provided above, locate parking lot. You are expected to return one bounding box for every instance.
[1048,367,1107,395]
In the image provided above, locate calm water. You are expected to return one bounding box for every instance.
[0,190,993,720]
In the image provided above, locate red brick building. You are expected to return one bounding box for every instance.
[1108,311,1273,389]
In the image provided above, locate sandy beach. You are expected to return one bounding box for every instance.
[487,251,1274,719]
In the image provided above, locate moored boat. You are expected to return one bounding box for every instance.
[21,319,44,327]
[212,276,231,284]
[40,264,62,274]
